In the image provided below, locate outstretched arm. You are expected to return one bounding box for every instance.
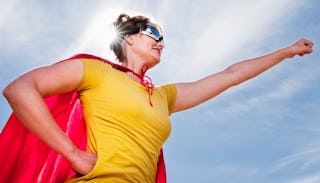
[173,38,314,112]
[2,59,96,175]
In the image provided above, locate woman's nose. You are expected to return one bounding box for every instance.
[157,41,165,49]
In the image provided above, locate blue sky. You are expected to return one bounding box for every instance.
[1,0,320,182]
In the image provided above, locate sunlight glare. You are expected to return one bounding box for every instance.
[73,7,161,63]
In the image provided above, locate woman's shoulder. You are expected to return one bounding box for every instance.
[81,58,113,66]
[80,58,116,72]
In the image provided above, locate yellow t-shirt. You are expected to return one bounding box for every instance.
[67,59,176,183]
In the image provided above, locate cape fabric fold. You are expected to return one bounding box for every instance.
[0,54,166,183]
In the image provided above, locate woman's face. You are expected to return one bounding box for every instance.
[130,23,165,68]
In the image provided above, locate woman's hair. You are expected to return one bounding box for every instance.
[110,13,150,62]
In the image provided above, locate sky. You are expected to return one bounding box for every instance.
[0,0,319,182]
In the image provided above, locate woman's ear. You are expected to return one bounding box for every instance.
[124,34,135,45]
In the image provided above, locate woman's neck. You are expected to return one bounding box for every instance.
[123,58,149,83]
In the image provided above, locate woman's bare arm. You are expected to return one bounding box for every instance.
[173,38,314,112]
[2,59,96,174]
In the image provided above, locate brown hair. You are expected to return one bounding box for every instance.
[110,13,150,62]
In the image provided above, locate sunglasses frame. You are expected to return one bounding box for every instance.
[140,25,163,42]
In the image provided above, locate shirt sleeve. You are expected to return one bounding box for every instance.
[160,84,177,115]
[76,59,112,92]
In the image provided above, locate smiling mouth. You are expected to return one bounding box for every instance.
[153,48,161,55]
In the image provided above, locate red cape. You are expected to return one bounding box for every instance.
[0,54,166,183]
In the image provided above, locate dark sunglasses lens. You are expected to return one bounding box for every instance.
[144,25,163,42]
[148,26,160,37]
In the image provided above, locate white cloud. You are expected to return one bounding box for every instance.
[155,0,303,83]
[59,8,120,60]
[286,174,320,183]
[263,139,320,182]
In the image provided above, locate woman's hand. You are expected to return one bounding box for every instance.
[289,38,314,57]
[68,149,97,175]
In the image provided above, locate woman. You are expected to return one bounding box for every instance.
[2,13,313,182]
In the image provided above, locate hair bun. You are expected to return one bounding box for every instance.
[109,13,151,62]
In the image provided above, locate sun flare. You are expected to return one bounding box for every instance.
[75,8,158,63]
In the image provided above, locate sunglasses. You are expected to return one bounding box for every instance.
[140,25,163,42]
